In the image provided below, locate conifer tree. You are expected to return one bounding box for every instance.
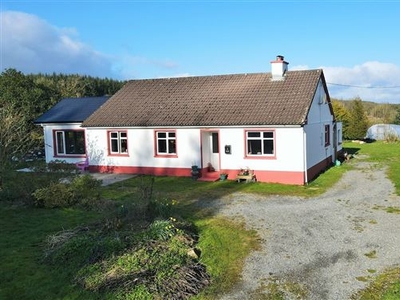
[346,97,369,140]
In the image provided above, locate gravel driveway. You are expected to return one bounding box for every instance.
[212,158,400,299]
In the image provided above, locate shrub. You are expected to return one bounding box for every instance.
[47,159,78,173]
[33,182,75,208]
[0,170,64,204]
[384,132,400,143]
[32,175,102,209]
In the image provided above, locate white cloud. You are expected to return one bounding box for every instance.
[111,53,180,80]
[321,62,400,103]
[291,62,400,103]
[1,11,116,77]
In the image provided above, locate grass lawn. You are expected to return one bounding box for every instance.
[1,140,400,299]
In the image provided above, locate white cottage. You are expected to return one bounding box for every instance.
[35,56,342,185]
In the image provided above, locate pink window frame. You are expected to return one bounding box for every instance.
[107,130,129,156]
[244,129,276,160]
[154,129,178,158]
[52,129,86,158]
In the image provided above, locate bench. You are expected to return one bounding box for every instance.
[236,169,256,183]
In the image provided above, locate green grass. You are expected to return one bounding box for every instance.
[2,140,400,299]
[0,204,101,299]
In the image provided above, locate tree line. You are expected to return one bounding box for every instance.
[332,97,400,140]
[0,68,125,187]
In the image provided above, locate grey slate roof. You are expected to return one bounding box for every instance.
[34,96,110,124]
[82,69,327,128]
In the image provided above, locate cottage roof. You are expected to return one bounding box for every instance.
[34,96,110,124]
[82,70,325,127]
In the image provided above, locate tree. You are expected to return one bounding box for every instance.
[370,103,397,124]
[331,99,351,139]
[346,97,370,140]
[393,106,400,125]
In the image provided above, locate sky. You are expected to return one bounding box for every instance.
[1,0,400,103]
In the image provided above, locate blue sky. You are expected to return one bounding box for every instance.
[1,0,400,103]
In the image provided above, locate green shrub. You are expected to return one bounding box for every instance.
[71,175,102,208]
[47,159,78,173]
[0,170,63,204]
[32,175,102,209]
[33,182,75,208]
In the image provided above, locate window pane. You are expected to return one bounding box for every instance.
[111,132,118,138]
[158,132,166,138]
[168,132,175,138]
[158,140,167,153]
[120,132,127,138]
[111,139,119,152]
[168,139,176,154]
[263,140,274,154]
[263,132,273,138]
[248,140,261,154]
[56,132,64,154]
[212,133,219,153]
[120,139,128,153]
[248,132,260,138]
[65,131,85,154]
[75,132,85,154]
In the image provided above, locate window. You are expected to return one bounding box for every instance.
[109,131,128,154]
[212,132,219,153]
[156,131,176,155]
[246,131,274,156]
[55,130,85,155]
[324,125,330,146]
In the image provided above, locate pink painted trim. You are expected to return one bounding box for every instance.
[90,165,306,185]
[90,165,190,177]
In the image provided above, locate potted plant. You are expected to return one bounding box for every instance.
[191,165,200,180]
[219,172,228,181]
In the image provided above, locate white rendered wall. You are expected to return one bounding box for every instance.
[85,126,305,172]
[218,127,305,172]
[304,80,334,168]
[86,128,202,169]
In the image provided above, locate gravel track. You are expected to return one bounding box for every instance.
[211,158,400,299]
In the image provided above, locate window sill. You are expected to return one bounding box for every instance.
[108,153,129,157]
[155,154,178,158]
[245,155,276,160]
[55,154,86,158]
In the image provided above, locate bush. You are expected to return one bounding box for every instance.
[33,182,75,208]
[0,170,63,204]
[47,159,78,173]
[33,175,102,208]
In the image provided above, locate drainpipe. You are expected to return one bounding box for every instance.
[303,129,308,185]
